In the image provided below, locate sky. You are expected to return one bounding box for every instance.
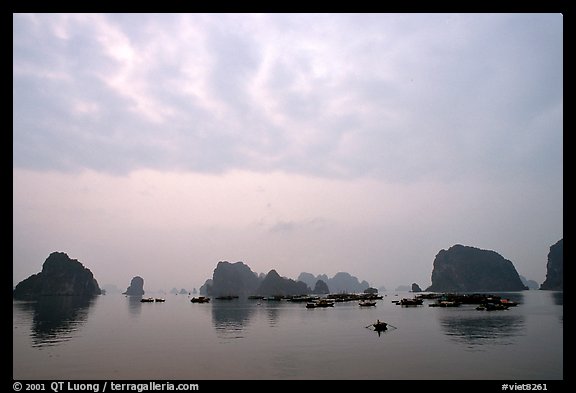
[13,13,563,292]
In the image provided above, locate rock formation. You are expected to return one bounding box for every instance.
[520,275,539,290]
[297,271,369,293]
[426,244,528,292]
[297,272,329,289]
[411,283,423,292]
[123,276,145,296]
[199,279,213,295]
[540,239,563,290]
[312,279,330,294]
[329,272,370,293]
[364,287,378,294]
[13,252,101,299]
[208,261,260,296]
[257,270,310,296]
[296,272,317,288]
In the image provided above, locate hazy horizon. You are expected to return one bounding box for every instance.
[13,13,563,292]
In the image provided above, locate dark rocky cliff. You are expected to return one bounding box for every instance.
[257,270,310,296]
[123,276,145,296]
[312,279,330,294]
[426,244,528,292]
[208,261,260,296]
[297,271,369,293]
[13,252,101,299]
[540,239,563,290]
[199,279,213,295]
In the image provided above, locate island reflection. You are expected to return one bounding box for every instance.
[14,296,96,348]
[551,291,563,305]
[211,299,256,339]
[439,311,525,349]
[126,295,143,316]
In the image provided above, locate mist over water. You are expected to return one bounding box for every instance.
[13,291,562,380]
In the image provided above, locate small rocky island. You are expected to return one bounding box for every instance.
[312,279,330,294]
[202,261,261,297]
[426,244,528,292]
[257,269,309,296]
[297,271,370,293]
[540,239,563,290]
[199,261,373,297]
[123,276,145,296]
[13,252,101,299]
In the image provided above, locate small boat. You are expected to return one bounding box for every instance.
[484,302,509,311]
[429,301,460,307]
[306,299,334,308]
[140,297,155,303]
[263,296,283,301]
[190,296,210,303]
[373,321,388,331]
[215,295,239,300]
[288,295,318,302]
[316,299,335,307]
[476,302,509,311]
[398,298,423,306]
[359,300,377,307]
[154,298,166,302]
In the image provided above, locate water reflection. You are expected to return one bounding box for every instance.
[551,291,563,305]
[211,300,255,339]
[126,295,143,316]
[13,296,96,348]
[549,291,563,324]
[263,303,280,327]
[440,311,525,349]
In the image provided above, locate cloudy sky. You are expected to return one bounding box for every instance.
[13,13,562,292]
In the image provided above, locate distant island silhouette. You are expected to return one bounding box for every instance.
[13,252,101,299]
[198,261,374,297]
[426,244,528,292]
[13,240,562,299]
[297,272,370,294]
[123,276,145,296]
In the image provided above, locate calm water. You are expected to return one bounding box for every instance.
[13,291,563,380]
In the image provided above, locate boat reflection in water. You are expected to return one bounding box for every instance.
[13,296,96,348]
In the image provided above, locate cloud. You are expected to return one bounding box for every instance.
[268,217,328,235]
[13,13,562,184]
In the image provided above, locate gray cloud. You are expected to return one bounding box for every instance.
[268,217,328,235]
[13,13,562,184]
